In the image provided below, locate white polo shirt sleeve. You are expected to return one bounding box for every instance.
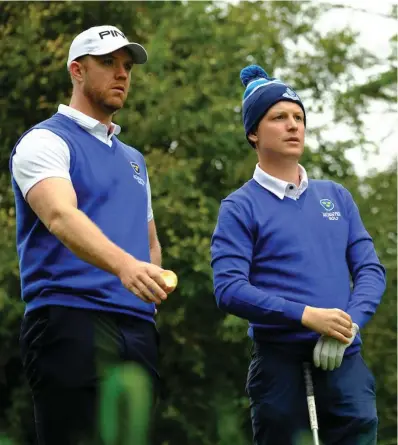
[146,173,154,222]
[12,129,71,199]
[12,127,154,222]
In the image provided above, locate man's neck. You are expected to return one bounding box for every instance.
[258,159,300,186]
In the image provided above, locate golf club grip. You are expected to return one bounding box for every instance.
[303,362,314,397]
[303,362,319,432]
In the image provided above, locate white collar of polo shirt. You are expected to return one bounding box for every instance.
[253,164,309,200]
[58,104,121,146]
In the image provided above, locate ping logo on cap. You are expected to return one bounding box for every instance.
[98,29,127,40]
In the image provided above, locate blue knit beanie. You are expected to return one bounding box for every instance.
[240,65,306,147]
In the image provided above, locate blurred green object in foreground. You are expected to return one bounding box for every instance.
[100,363,152,445]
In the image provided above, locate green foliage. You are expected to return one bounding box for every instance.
[353,166,397,444]
[0,1,395,444]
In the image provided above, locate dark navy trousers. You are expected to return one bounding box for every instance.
[246,342,377,445]
[20,305,160,445]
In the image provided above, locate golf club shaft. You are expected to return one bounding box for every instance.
[303,362,320,445]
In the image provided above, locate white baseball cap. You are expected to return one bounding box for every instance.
[67,25,148,69]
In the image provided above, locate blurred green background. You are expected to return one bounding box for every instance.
[0,1,396,444]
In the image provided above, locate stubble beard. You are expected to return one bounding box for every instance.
[84,84,124,115]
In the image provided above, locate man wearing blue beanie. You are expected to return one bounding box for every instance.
[211,65,385,444]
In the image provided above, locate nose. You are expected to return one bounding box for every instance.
[115,62,128,79]
[286,116,298,131]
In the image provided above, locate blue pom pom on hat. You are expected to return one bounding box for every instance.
[240,65,270,87]
[240,64,306,147]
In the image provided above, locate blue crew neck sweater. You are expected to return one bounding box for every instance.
[10,113,155,321]
[211,178,386,351]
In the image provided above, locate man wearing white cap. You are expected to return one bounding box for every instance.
[10,26,169,444]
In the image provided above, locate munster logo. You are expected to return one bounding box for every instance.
[320,199,334,211]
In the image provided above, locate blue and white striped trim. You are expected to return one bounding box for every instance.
[243,79,285,103]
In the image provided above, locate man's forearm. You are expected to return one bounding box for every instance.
[150,240,162,267]
[48,206,133,277]
[347,248,386,328]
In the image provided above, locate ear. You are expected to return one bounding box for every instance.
[69,60,85,83]
[248,132,258,145]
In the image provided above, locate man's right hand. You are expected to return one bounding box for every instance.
[301,306,353,344]
[118,258,168,305]
[24,177,170,305]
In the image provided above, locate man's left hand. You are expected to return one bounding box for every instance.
[313,323,359,371]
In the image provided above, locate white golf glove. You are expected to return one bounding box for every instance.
[313,323,359,371]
